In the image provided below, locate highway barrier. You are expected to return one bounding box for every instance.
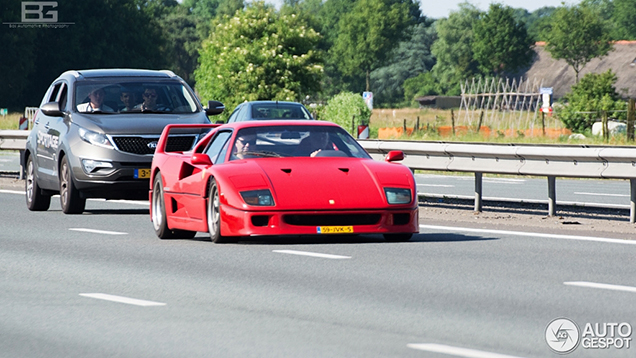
[2,129,636,221]
[359,139,636,222]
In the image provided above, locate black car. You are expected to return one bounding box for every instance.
[226,101,313,122]
[24,69,224,214]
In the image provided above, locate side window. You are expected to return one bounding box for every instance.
[227,104,243,123]
[204,131,232,164]
[48,83,62,103]
[55,83,68,110]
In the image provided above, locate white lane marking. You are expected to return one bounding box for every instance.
[69,228,127,235]
[80,293,166,306]
[407,343,525,358]
[273,250,351,259]
[417,184,455,188]
[420,224,636,245]
[0,189,24,195]
[574,192,629,197]
[564,281,636,293]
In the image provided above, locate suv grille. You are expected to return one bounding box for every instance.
[111,135,197,155]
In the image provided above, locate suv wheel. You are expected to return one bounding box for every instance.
[25,155,51,211]
[59,156,86,214]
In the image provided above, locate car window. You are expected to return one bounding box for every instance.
[204,131,232,164]
[56,83,68,111]
[250,104,312,120]
[228,125,371,160]
[227,104,244,123]
[74,79,200,114]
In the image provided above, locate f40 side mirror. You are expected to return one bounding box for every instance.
[191,153,213,166]
[385,150,405,162]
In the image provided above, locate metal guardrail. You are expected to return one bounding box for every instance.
[2,130,636,221]
[358,139,636,222]
[0,130,29,151]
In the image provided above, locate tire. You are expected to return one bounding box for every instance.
[59,156,86,214]
[25,155,51,211]
[207,179,237,243]
[152,174,196,240]
[383,233,413,242]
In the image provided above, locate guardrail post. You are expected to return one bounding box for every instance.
[631,178,636,223]
[548,176,556,216]
[602,111,609,143]
[628,99,635,142]
[475,172,482,212]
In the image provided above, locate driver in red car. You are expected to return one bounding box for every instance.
[231,132,257,160]
[296,131,337,157]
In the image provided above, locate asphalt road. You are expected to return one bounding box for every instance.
[1,188,636,357]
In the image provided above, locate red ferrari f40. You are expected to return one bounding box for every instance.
[149,120,418,243]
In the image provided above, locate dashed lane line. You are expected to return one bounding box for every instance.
[407,343,525,358]
[273,250,351,259]
[80,293,165,306]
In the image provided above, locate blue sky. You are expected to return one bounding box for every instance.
[418,0,575,19]
[264,0,576,19]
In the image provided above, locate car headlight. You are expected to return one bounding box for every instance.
[78,127,113,149]
[240,189,275,206]
[384,188,411,204]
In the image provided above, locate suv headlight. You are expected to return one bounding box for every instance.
[78,127,113,149]
[240,189,275,206]
[384,188,411,204]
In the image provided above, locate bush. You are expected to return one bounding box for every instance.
[322,92,371,135]
[556,70,626,132]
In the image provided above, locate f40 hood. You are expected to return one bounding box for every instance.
[225,157,415,210]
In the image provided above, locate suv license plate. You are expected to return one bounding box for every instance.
[134,169,151,179]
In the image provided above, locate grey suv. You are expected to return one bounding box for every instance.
[24,69,224,214]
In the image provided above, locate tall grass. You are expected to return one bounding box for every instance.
[369,108,636,146]
[0,113,22,130]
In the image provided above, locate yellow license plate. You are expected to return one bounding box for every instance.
[317,226,354,234]
[134,168,151,179]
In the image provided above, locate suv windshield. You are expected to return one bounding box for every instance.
[75,79,200,114]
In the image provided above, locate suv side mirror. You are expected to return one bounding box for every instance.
[41,102,64,117]
[205,100,225,116]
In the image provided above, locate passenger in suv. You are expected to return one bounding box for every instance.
[24,69,224,214]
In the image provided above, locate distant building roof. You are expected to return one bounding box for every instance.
[524,41,636,99]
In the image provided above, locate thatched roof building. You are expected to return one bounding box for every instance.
[524,41,636,99]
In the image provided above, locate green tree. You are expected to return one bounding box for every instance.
[421,2,481,96]
[544,4,612,83]
[330,0,420,92]
[520,6,557,42]
[472,4,534,76]
[611,0,636,40]
[0,0,167,109]
[322,92,371,135]
[371,20,436,107]
[556,70,625,132]
[195,2,323,117]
